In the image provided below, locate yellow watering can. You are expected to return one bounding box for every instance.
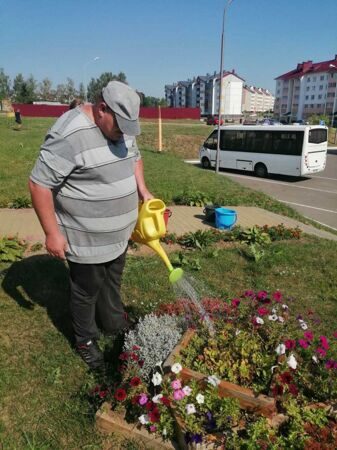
[131,199,184,284]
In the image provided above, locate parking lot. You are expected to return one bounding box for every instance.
[186,148,337,231]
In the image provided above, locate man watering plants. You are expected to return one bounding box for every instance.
[29,81,153,372]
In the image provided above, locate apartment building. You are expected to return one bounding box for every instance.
[165,70,244,116]
[274,55,337,123]
[242,85,275,113]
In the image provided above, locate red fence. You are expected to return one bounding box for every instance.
[12,104,200,120]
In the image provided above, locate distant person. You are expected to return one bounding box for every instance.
[69,98,83,110]
[15,109,22,125]
[29,81,153,373]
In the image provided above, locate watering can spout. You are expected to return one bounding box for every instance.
[131,199,184,284]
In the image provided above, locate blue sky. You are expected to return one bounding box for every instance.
[1,0,337,97]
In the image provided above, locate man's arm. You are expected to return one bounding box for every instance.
[28,180,68,259]
[134,159,153,202]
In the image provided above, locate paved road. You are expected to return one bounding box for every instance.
[186,148,337,230]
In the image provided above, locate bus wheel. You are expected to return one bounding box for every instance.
[254,163,268,178]
[201,157,211,169]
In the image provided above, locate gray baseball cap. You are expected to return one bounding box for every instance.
[102,81,141,136]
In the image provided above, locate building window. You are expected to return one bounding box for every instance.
[307,77,311,82]
[313,76,316,81]
[312,86,315,90]
[304,105,308,109]
[319,85,323,90]
[320,75,324,81]
[306,87,310,91]
[305,95,309,100]
[311,95,315,100]
[318,94,322,99]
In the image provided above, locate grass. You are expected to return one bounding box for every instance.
[0,115,336,448]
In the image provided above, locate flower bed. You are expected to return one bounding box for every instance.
[96,290,337,448]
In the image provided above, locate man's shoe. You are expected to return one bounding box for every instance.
[76,339,105,371]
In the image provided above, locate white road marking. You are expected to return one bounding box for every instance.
[279,200,337,214]
[311,175,337,181]
[303,216,337,232]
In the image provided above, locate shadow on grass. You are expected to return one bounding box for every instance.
[2,254,73,344]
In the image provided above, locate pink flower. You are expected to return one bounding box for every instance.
[316,347,327,357]
[173,389,185,401]
[298,339,309,349]
[319,336,329,350]
[272,291,282,302]
[139,393,148,405]
[150,425,157,432]
[333,331,337,339]
[171,379,182,390]
[285,339,296,350]
[304,331,314,341]
[231,298,240,308]
[257,290,268,300]
[325,360,335,369]
[244,290,255,298]
[257,307,269,316]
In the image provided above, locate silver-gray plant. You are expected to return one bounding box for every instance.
[123,313,186,380]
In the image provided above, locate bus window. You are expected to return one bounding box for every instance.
[245,131,272,153]
[204,130,218,150]
[221,130,246,151]
[309,129,327,144]
[272,131,303,155]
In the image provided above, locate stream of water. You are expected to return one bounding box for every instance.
[173,274,215,336]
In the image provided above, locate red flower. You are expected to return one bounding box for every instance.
[149,408,161,423]
[231,298,240,308]
[131,394,140,405]
[145,401,155,411]
[304,331,314,341]
[316,347,327,357]
[272,291,282,302]
[130,352,139,361]
[257,290,268,300]
[99,390,108,399]
[325,360,335,369]
[132,345,140,351]
[257,307,269,316]
[298,339,309,349]
[288,384,299,396]
[119,352,129,361]
[114,388,127,402]
[138,360,144,367]
[130,376,141,387]
[319,336,329,350]
[272,384,284,397]
[280,371,293,384]
[160,396,171,406]
[285,339,296,350]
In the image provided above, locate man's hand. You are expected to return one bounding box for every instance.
[139,189,154,202]
[45,232,68,260]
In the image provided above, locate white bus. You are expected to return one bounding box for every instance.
[199,125,328,177]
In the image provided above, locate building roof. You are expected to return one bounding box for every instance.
[276,55,337,81]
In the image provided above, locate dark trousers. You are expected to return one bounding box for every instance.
[68,250,129,344]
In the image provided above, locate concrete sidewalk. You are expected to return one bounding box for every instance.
[0,206,336,242]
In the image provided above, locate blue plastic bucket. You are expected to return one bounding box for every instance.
[215,208,237,230]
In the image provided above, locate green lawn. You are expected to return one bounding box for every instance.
[0,115,336,449]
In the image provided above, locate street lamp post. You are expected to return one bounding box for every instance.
[83,56,100,102]
[216,0,233,174]
[329,64,337,127]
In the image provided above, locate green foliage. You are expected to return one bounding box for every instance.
[177,230,221,249]
[87,72,127,103]
[307,114,329,125]
[0,236,26,262]
[240,226,272,246]
[0,68,10,101]
[173,190,212,207]
[30,242,43,252]
[7,195,32,208]
[170,252,201,271]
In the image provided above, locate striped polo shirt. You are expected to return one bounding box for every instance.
[30,107,140,264]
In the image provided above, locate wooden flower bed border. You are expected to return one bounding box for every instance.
[163,328,278,420]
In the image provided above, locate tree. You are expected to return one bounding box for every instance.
[86,72,128,102]
[38,78,53,101]
[12,74,37,103]
[55,84,67,103]
[78,82,85,101]
[12,73,25,102]
[307,114,330,125]
[141,96,167,107]
[0,68,10,102]
[65,77,77,102]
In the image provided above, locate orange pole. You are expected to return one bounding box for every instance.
[158,105,162,152]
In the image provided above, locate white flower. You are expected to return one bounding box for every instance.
[207,375,221,386]
[235,329,241,336]
[151,372,162,386]
[272,308,277,314]
[186,403,196,415]
[268,314,278,321]
[271,365,278,373]
[139,414,149,424]
[298,319,304,323]
[171,363,183,374]
[163,428,167,436]
[312,355,318,364]
[300,322,308,330]
[278,316,285,323]
[256,317,264,325]
[276,343,286,355]
[182,386,192,396]
[152,394,163,403]
[287,354,298,370]
[282,304,288,310]
[155,361,162,368]
[196,393,205,404]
